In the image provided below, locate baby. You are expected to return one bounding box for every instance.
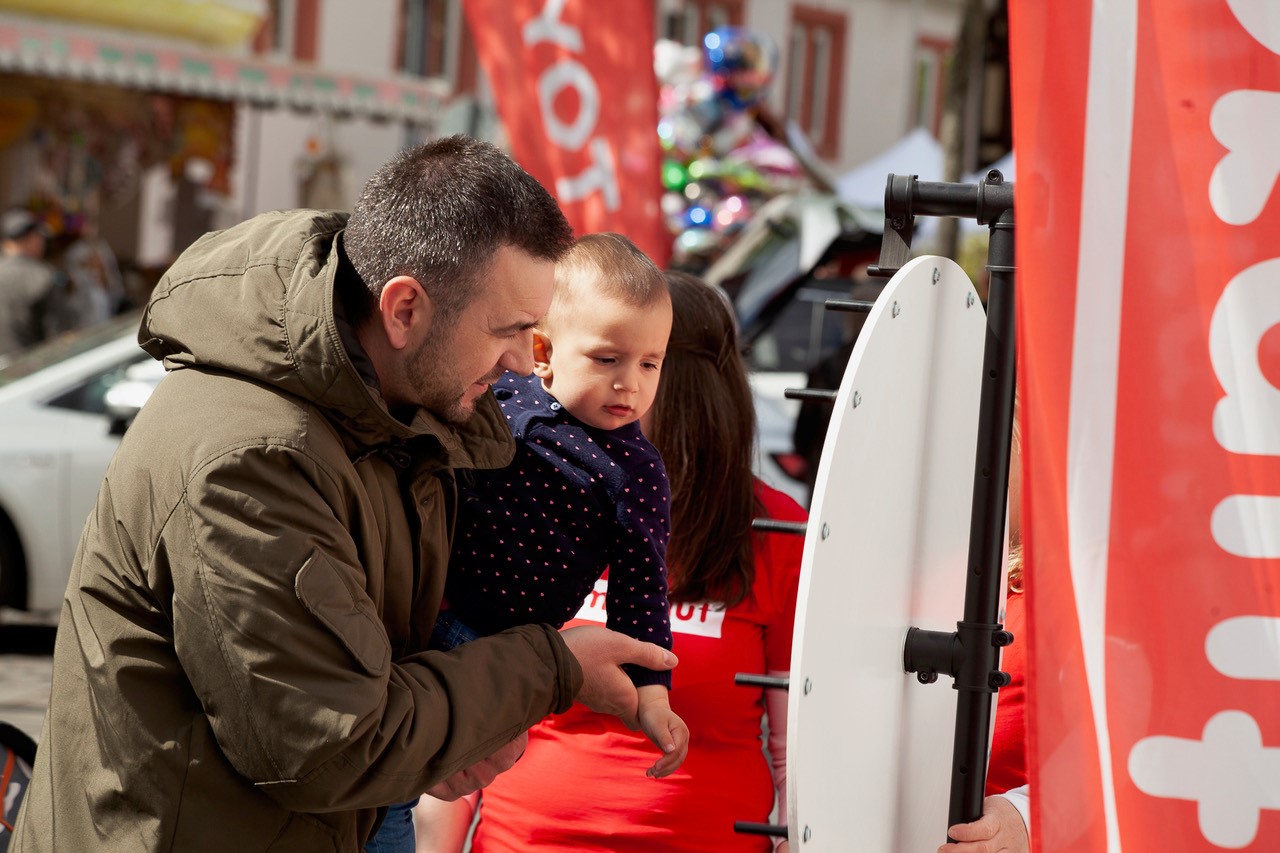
[439,232,689,777]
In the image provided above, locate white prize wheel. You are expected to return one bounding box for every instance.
[786,255,987,850]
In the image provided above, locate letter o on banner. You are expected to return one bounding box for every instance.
[538,58,599,150]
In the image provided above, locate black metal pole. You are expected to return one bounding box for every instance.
[946,203,1017,831]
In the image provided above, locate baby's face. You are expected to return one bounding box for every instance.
[539,292,672,431]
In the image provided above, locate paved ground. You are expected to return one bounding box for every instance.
[0,621,56,744]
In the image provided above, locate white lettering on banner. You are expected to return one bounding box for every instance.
[1126,6,1280,846]
[1226,0,1280,55]
[1205,616,1280,680]
[1208,258,1280,455]
[556,138,621,207]
[1208,90,1280,225]
[521,0,582,51]
[520,0,620,211]
[537,59,599,149]
[1128,712,1280,849]
[1211,495,1280,558]
[572,579,725,638]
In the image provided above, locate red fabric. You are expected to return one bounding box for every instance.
[1012,2,1280,849]
[463,0,670,266]
[985,591,1026,797]
[471,482,805,852]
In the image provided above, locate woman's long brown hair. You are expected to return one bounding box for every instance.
[647,271,758,607]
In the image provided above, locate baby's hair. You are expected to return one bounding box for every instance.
[546,233,667,327]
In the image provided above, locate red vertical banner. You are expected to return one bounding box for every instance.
[463,0,670,267]
[1013,1,1280,850]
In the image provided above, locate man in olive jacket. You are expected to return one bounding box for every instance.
[12,136,675,851]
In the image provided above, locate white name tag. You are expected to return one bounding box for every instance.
[574,578,725,638]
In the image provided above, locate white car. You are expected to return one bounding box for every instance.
[0,313,161,622]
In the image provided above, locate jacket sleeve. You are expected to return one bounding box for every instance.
[156,440,582,813]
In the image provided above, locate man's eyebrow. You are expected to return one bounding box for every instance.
[493,319,538,334]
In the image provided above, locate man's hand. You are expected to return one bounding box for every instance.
[425,731,528,802]
[560,626,677,729]
[938,795,1029,853]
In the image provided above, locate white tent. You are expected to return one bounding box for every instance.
[834,127,945,210]
[966,150,1016,183]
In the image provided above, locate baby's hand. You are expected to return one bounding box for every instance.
[636,685,689,778]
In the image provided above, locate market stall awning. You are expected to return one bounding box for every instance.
[0,0,264,48]
[0,15,449,123]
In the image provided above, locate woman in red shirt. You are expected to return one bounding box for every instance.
[415,270,805,852]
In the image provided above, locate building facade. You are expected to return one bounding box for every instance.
[0,0,448,302]
[0,0,1008,305]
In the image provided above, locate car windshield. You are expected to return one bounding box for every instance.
[0,312,143,388]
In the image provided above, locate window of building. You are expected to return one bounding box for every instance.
[398,0,450,79]
[912,36,951,137]
[977,4,1012,168]
[253,0,318,62]
[397,0,480,92]
[657,0,744,46]
[785,4,845,159]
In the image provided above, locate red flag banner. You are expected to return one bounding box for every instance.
[1012,1,1280,849]
[463,0,670,266]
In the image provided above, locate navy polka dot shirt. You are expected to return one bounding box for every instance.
[445,372,674,688]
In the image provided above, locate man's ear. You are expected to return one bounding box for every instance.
[378,275,433,350]
[531,330,554,380]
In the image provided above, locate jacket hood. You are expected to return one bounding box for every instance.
[138,209,512,465]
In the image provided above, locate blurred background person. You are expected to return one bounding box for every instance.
[0,208,58,360]
[58,214,126,330]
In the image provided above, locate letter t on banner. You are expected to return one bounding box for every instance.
[463,0,670,267]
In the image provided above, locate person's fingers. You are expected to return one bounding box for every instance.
[945,815,997,842]
[428,767,490,801]
[647,752,680,778]
[426,774,470,801]
[625,639,678,671]
[647,756,677,777]
[578,626,677,669]
[638,716,669,752]
[425,731,529,801]
[647,743,682,777]
[487,731,528,773]
[668,717,690,758]
[560,627,677,728]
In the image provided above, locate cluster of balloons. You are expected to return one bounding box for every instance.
[656,27,808,268]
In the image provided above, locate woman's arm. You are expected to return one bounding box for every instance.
[412,792,479,853]
[765,669,790,852]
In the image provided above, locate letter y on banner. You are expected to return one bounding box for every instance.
[1011,1,1280,850]
[463,0,670,266]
